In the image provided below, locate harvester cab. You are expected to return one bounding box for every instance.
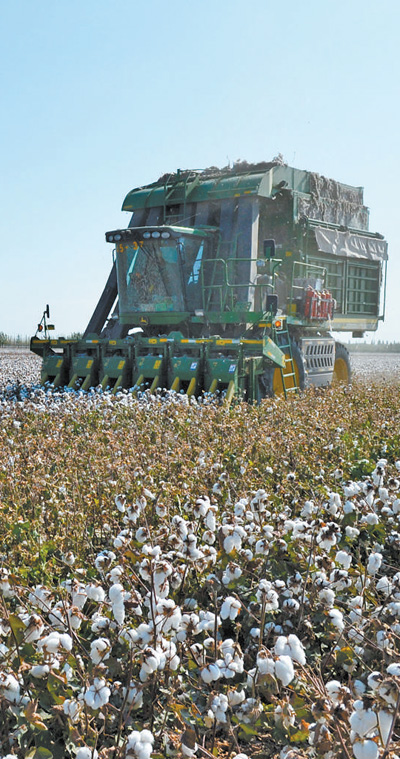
[31,161,388,401]
[106,225,218,330]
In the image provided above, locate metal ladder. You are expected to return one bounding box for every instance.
[272,320,300,398]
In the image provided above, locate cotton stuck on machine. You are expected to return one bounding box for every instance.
[31,160,388,401]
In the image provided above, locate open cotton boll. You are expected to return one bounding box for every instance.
[86,583,106,603]
[220,596,241,620]
[377,709,393,745]
[335,550,352,569]
[30,664,50,678]
[228,689,246,706]
[112,601,125,625]
[352,738,379,759]
[90,638,111,664]
[387,662,400,676]
[83,677,111,710]
[275,655,295,686]
[109,583,125,603]
[349,706,377,737]
[367,552,382,575]
[274,634,306,665]
[201,663,221,683]
[256,650,275,675]
[63,698,81,722]
[76,749,99,759]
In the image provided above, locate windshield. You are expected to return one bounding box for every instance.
[116,235,206,316]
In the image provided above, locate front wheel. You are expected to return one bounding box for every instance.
[333,342,352,383]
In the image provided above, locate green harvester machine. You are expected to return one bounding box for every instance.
[31,160,388,402]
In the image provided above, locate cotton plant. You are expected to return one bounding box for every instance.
[3,369,400,756]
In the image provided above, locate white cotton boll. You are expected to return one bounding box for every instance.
[223,533,241,553]
[387,602,400,617]
[344,500,357,514]
[38,632,60,654]
[367,552,382,575]
[83,677,111,709]
[228,689,245,706]
[86,584,106,603]
[275,655,295,686]
[127,730,141,749]
[109,583,124,603]
[335,550,352,569]
[181,742,197,758]
[365,513,379,525]
[0,672,21,704]
[201,663,221,683]
[112,601,125,625]
[274,635,306,665]
[346,526,360,539]
[325,680,343,703]
[344,482,361,498]
[328,492,342,513]
[210,693,229,722]
[71,584,87,610]
[301,500,316,517]
[232,755,249,759]
[76,749,99,759]
[376,576,392,596]
[30,664,50,679]
[354,680,366,697]
[220,596,241,621]
[256,650,275,675]
[378,709,393,745]
[367,672,382,691]
[63,698,81,722]
[90,638,111,664]
[319,588,335,607]
[387,662,400,676]
[392,499,400,514]
[139,730,154,745]
[379,488,389,502]
[349,707,377,737]
[329,609,345,632]
[115,494,126,512]
[352,738,379,759]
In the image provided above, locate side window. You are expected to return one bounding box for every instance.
[188,241,204,284]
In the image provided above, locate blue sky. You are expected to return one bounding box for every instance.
[1,0,399,340]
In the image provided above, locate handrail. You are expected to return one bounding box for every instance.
[200,257,278,312]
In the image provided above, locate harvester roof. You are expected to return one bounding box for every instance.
[122,160,367,227]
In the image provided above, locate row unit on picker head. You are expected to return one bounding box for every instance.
[31,160,388,401]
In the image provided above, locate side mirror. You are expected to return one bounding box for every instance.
[263,239,276,259]
[46,304,50,318]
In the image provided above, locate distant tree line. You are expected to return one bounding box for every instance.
[0,332,83,347]
[0,333,30,347]
[347,341,400,353]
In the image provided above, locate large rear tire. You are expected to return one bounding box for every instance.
[258,341,306,399]
[333,342,351,383]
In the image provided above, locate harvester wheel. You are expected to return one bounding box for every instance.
[258,342,306,400]
[332,342,352,384]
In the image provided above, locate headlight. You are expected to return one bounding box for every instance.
[152,231,160,238]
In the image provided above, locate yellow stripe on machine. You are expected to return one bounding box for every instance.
[187,377,196,397]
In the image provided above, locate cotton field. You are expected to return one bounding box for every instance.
[1,350,400,758]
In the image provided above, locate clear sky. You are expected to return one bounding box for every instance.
[1,0,399,341]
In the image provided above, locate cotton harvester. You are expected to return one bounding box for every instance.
[31,160,388,401]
